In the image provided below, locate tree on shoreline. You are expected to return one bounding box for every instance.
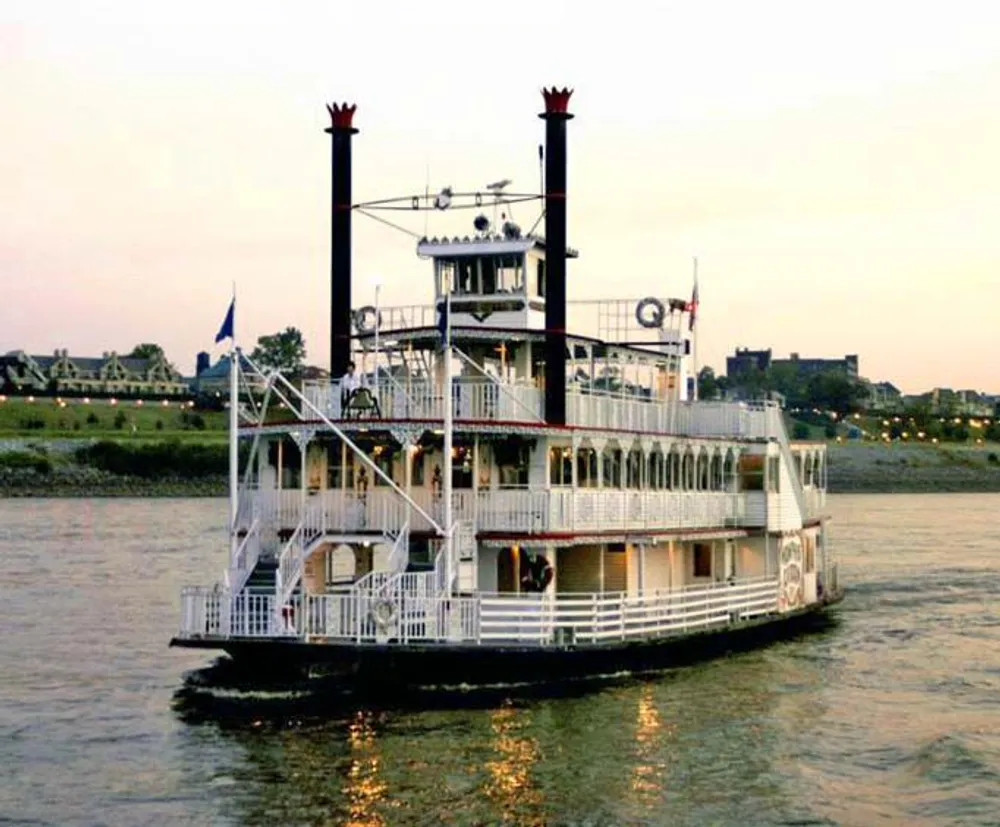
[250,327,307,375]
[128,343,165,361]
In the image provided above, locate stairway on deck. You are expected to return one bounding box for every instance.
[244,555,277,594]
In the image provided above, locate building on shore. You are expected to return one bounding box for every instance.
[0,350,189,399]
[726,348,859,382]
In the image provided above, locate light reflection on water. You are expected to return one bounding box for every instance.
[343,710,388,827]
[2,494,1000,826]
[483,702,544,825]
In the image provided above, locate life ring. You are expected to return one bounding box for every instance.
[370,598,397,632]
[635,297,665,329]
[353,305,382,334]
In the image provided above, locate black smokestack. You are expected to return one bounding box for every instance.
[325,102,358,379]
[540,87,573,425]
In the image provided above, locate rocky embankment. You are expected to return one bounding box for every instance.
[0,439,228,498]
[0,464,227,497]
[826,442,1000,493]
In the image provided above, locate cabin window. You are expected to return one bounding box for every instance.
[438,259,456,295]
[767,456,781,492]
[480,257,497,294]
[693,543,712,578]
[711,454,723,491]
[496,254,523,293]
[497,440,530,488]
[281,439,301,489]
[373,448,394,486]
[536,259,546,297]
[602,447,622,488]
[647,451,664,490]
[452,446,473,489]
[411,450,425,486]
[739,454,765,492]
[549,446,573,486]
[576,448,598,488]
[682,452,695,490]
[697,453,710,490]
[626,449,643,489]
[326,441,355,489]
[666,452,679,490]
[457,258,477,294]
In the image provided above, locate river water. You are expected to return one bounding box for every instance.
[1,494,998,826]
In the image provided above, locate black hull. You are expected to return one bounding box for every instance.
[172,592,845,692]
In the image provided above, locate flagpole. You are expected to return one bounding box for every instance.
[691,257,699,402]
[442,289,453,593]
[228,289,239,565]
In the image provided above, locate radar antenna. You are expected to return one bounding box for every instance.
[487,178,512,225]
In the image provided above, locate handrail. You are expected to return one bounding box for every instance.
[451,345,545,422]
[228,518,261,595]
[275,522,304,611]
[386,519,410,575]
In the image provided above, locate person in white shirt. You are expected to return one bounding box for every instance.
[341,361,360,410]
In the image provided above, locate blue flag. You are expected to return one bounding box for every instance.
[215,298,235,343]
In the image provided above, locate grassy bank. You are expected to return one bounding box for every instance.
[826,442,1000,493]
[0,397,226,441]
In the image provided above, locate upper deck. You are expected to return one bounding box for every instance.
[294,377,782,441]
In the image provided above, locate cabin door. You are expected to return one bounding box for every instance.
[497,547,517,593]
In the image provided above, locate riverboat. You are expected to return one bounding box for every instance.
[171,87,843,688]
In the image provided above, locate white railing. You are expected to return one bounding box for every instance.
[299,379,785,439]
[178,577,780,645]
[227,519,261,594]
[567,395,778,438]
[179,586,277,638]
[246,488,752,536]
[301,378,544,423]
[479,577,778,645]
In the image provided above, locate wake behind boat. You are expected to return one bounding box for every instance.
[171,87,843,689]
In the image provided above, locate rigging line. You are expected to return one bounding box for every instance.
[355,208,424,239]
[527,209,545,237]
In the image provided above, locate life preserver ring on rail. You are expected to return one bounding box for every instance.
[635,297,665,329]
[353,305,382,334]
[370,598,397,632]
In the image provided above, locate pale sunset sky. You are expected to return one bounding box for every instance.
[3,1,999,393]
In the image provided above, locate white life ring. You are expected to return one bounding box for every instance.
[635,297,665,329]
[353,305,382,334]
[370,598,397,632]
